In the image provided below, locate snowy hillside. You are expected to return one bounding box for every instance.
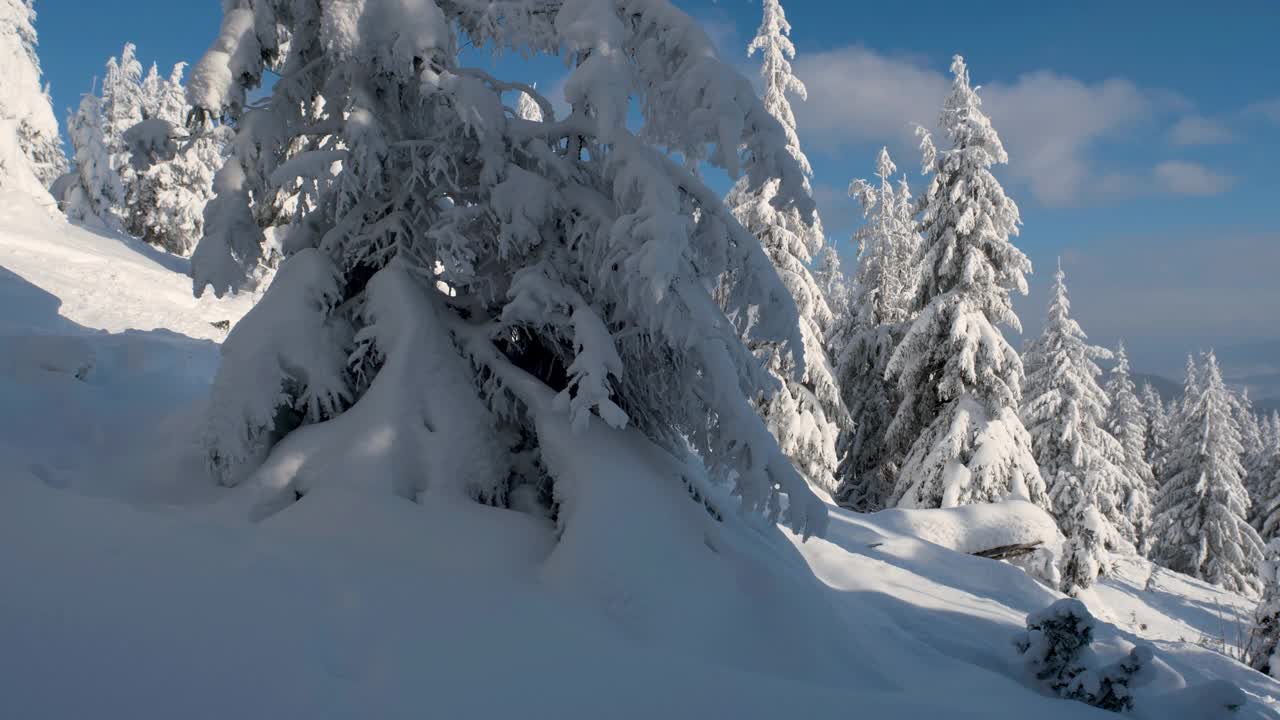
[1,195,1277,718]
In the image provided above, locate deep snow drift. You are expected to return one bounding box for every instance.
[1,197,1278,718]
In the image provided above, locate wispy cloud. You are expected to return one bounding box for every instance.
[789,47,1211,208]
[1244,98,1280,124]
[1167,115,1235,145]
[1152,160,1235,196]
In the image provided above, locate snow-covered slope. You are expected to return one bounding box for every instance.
[0,191,252,503]
[1,196,1278,718]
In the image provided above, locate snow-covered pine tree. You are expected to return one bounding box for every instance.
[128,61,227,254]
[1151,351,1263,594]
[0,0,64,195]
[1106,341,1155,552]
[724,0,845,495]
[100,43,144,223]
[134,121,230,255]
[1234,390,1269,515]
[1022,263,1130,591]
[884,55,1046,510]
[832,147,918,511]
[101,43,144,153]
[59,93,122,228]
[1251,414,1280,539]
[188,0,828,538]
[811,244,847,320]
[1248,538,1280,678]
[1141,382,1170,486]
[140,63,163,121]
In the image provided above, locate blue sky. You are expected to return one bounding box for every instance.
[32,0,1280,387]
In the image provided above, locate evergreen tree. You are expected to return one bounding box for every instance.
[1141,382,1170,485]
[1151,351,1262,594]
[59,93,121,228]
[1234,390,1269,516]
[127,61,226,254]
[1248,538,1280,678]
[1251,413,1280,539]
[189,0,829,538]
[1022,264,1130,591]
[1105,341,1154,551]
[832,148,917,511]
[884,55,1046,510]
[811,244,847,320]
[100,43,145,224]
[135,121,231,255]
[725,0,845,495]
[0,0,64,194]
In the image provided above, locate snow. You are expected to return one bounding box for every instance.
[2,191,1279,717]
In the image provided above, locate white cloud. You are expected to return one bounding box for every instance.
[791,47,1192,207]
[1245,98,1280,124]
[1152,160,1235,196]
[1167,115,1235,145]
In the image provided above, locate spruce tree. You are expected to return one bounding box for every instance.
[832,148,917,511]
[1151,351,1263,594]
[60,93,121,228]
[811,244,847,320]
[1141,382,1170,486]
[725,0,845,495]
[189,0,829,538]
[1105,341,1155,552]
[1022,264,1130,590]
[0,0,65,194]
[128,61,227,254]
[884,55,1045,510]
[1251,413,1280,539]
[1248,538,1280,678]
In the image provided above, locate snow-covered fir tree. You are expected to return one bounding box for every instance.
[127,61,227,254]
[59,93,122,228]
[832,147,919,511]
[189,0,829,539]
[724,0,845,495]
[1141,382,1171,486]
[1234,390,1269,516]
[1106,341,1155,552]
[811,244,847,319]
[883,55,1046,510]
[101,43,144,155]
[1151,351,1263,594]
[0,0,64,195]
[1248,538,1280,678]
[1251,416,1280,539]
[133,121,231,255]
[1022,264,1130,591]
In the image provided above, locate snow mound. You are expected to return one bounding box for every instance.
[871,499,1062,555]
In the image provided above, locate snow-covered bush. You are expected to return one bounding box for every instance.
[1015,598,1151,713]
[189,0,827,538]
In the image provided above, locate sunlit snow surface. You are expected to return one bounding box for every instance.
[1,194,1277,718]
